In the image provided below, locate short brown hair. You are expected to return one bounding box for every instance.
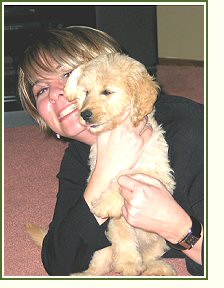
[18,26,122,132]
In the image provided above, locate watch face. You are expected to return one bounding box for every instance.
[180,234,200,249]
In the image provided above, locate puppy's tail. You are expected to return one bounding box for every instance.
[26,223,47,248]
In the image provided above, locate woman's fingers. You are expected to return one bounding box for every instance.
[118,174,162,192]
[130,173,163,188]
[118,175,139,193]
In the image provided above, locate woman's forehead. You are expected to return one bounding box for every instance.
[28,60,72,85]
[31,68,70,86]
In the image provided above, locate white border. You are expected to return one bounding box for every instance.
[2,1,210,287]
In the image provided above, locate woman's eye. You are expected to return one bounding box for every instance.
[35,87,48,98]
[63,71,73,79]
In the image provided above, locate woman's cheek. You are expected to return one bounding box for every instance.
[37,98,54,120]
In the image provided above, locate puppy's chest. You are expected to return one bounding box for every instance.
[134,122,169,172]
[88,118,172,182]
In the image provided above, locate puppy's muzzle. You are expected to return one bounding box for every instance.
[81,109,93,123]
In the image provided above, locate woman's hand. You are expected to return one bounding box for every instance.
[118,173,203,264]
[118,173,192,243]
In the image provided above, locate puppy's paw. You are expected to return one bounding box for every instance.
[114,262,146,276]
[91,197,122,218]
[91,202,122,218]
[91,202,109,218]
[142,260,177,276]
[70,272,90,276]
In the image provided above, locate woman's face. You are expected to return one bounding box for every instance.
[32,68,96,145]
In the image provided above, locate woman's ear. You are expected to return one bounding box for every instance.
[130,71,159,126]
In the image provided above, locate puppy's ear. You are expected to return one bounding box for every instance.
[64,65,84,102]
[129,70,159,126]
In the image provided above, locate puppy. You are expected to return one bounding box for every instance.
[64,53,176,276]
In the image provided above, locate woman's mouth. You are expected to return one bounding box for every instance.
[58,103,77,121]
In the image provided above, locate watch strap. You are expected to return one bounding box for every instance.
[166,216,202,251]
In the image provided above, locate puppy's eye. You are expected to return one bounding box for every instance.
[85,90,89,96]
[102,89,112,96]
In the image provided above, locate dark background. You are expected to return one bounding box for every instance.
[4,5,158,112]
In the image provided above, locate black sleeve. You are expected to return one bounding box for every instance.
[155,94,204,276]
[168,119,204,276]
[41,140,111,276]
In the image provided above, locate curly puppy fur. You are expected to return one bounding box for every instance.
[65,53,176,276]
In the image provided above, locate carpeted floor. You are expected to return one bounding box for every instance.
[157,64,204,104]
[4,64,204,277]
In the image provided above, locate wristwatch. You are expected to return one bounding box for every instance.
[166,216,202,251]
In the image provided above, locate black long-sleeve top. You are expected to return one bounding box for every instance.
[41,93,204,276]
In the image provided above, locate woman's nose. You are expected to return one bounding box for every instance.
[48,80,65,104]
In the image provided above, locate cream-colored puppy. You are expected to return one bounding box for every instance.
[65,53,177,276]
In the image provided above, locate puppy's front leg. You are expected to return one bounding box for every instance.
[91,180,123,218]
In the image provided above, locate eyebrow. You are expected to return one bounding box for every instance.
[32,79,49,88]
[32,80,43,87]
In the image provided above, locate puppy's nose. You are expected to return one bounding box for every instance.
[81,109,93,122]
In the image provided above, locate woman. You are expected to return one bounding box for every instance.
[18,26,204,276]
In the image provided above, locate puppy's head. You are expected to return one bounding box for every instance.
[65,53,159,134]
